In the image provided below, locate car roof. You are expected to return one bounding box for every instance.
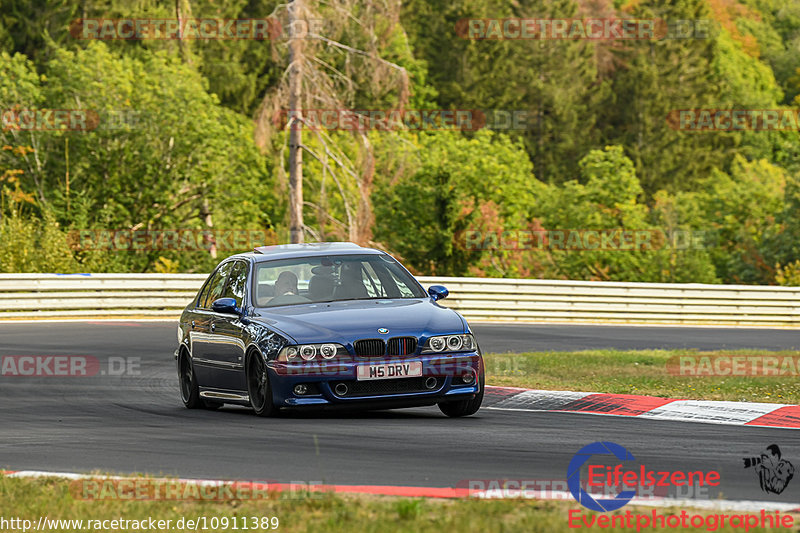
[230,242,387,263]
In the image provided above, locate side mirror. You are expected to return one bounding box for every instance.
[211,297,239,315]
[428,285,449,301]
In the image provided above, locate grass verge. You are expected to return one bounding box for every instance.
[0,475,796,533]
[484,349,800,403]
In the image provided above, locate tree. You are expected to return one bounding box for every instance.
[0,43,277,272]
[373,130,538,275]
[533,146,717,282]
[254,0,416,244]
[597,0,733,195]
[402,0,605,184]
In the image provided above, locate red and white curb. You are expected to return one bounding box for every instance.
[2,470,799,513]
[471,487,800,513]
[484,387,800,429]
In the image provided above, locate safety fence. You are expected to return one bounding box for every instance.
[0,273,798,326]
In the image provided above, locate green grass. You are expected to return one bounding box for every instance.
[0,475,795,533]
[484,349,800,403]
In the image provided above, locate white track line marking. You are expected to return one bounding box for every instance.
[5,470,797,512]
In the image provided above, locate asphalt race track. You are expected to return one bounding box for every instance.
[470,323,800,352]
[0,321,798,505]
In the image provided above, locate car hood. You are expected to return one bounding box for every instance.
[250,298,466,344]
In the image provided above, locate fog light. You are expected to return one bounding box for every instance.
[461,371,475,384]
[293,384,308,395]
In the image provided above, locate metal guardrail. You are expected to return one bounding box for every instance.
[0,274,205,318]
[418,277,800,326]
[0,273,799,326]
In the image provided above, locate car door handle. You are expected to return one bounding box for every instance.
[191,321,195,329]
[210,323,216,332]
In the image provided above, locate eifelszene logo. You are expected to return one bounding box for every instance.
[567,441,721,512]
[743,444,794,495]
[568,441,637,511]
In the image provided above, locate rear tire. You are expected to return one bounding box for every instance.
[179,353,223,410]
[247,352,277,417]
[438,374,484,417]
[179,353,203,409]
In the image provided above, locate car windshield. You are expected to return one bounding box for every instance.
[253,253,427,308]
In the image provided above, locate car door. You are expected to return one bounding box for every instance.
[205,260,249,391]
[190,261,234,386]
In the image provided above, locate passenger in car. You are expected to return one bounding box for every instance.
[335,264,368,300]
[308,274,335,301]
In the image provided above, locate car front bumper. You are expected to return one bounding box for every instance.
[267,352,483,408]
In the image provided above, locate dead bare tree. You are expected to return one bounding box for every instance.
[287,0,305,243]
[255,0,410,244]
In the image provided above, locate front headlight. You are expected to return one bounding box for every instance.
[421,334,475,354]
[277,343,348,362]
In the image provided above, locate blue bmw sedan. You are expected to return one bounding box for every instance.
[175,242,484,417]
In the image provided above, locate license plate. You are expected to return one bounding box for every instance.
[357,361,422,381]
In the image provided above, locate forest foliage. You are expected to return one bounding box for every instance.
[0,0,799,284]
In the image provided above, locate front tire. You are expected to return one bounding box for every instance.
[438,374,484,417]
[247,352,277,417]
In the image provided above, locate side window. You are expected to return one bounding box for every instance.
[196,278,212,308]
[221,261,248,308]
[201,262,234,309]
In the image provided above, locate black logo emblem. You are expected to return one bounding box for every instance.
[743,444,794,495]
